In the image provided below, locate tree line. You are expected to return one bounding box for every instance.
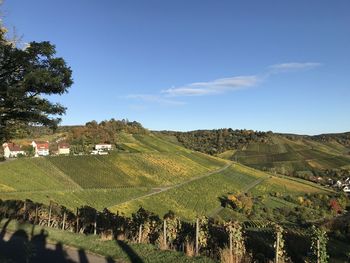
[159,129,271,155]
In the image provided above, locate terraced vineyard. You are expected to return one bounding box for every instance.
[0,134,227,210]
[110,163,329,220]
[233,136,350,174]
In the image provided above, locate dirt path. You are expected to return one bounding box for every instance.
[113,162,233,207]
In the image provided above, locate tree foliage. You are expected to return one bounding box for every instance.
[159,129,271,155]
[0,21,73,143]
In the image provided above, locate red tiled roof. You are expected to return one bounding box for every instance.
[3,142,22,152]
[58,142,70,149]
[34,141,49,150]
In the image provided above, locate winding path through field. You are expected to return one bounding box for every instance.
[114,162,233,207]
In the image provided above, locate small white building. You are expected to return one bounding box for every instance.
[2,143,25,158]
[343,186,350,193]
[95,144,112,151]
[31,141,50,157]
[58,142,70,155]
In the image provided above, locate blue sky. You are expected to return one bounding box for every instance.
[2,0,350,134]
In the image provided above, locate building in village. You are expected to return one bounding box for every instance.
[2,143,25,158]
[58,142,70,155]
[31,141,50,157]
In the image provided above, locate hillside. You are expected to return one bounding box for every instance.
[0,133,227,210]
[110,162,330,220]
[158,130,350,180]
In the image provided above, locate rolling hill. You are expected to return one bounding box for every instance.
[0,133,227,210]
[159,130,350,179]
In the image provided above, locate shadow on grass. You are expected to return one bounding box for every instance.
[0,220,106,263]
[116,240,144,263]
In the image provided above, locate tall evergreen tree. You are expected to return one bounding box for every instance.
[0,20,73,143]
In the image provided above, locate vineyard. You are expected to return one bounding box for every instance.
[110,163,328,220]
[0,134,227,210]
[232,136,350,174]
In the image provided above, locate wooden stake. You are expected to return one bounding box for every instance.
[195,218,199,256]
[138,224,142,243]
[23,201,26,220]
[94,212,97,235]
[76,208,79,233]
[275,232,280,263]
[48,202,52,227]
[62,211,66,230]
[35,205,38,225]
[317,239,320,263]
[229,231,233,263]
[163,220,167,248]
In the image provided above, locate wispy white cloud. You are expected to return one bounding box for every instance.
[162,75,259,97]
[123,61,322,107]
[269,62,322,72]
[125,94,186,105]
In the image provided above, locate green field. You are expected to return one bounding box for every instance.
[110,163,329,220]
[0,134,227,211]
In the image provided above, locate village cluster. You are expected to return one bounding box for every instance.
[1,141,113,158]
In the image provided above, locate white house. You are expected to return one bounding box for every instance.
[58,142,70,155]
[343,186,350,193]
[31,141,50,157]
[2,143,25,158]
[95,144,112,151]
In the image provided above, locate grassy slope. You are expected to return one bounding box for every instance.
[0,133,227,211]
[233,136,350,173]
[110,163,329,220]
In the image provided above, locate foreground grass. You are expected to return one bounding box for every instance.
[0,219,214,263]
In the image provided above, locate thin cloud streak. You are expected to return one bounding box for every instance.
[124,61,322,106]
[269,62,322,72]
[162,75,259,97]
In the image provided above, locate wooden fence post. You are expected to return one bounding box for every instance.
[275,231,280,263]
[23,201,26,220]
[35,205,38,225]
[62,211,66,230]
[195,218,199,256]
[163,220,167,248]
[317,239,320,263]
[94,211,97,235]
[229,230,233,263]
[48,202,52,227]
[76,208,79,233]
[138,224,143,243]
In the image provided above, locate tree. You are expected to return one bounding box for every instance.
[0,21,73,143]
